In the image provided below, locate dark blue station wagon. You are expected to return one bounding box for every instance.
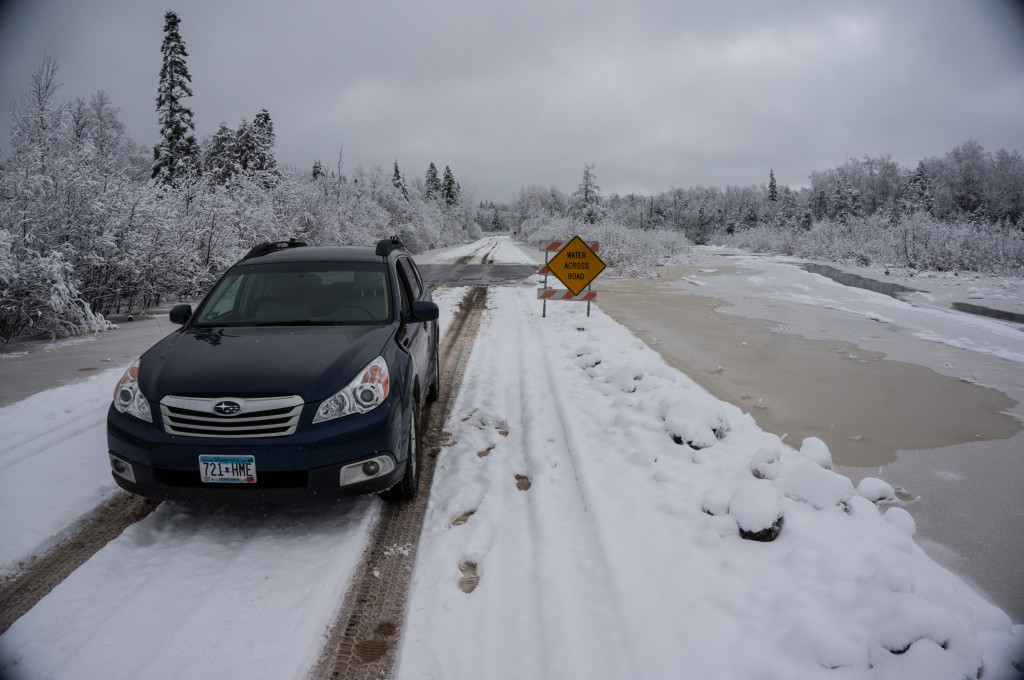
[106,238,439,503]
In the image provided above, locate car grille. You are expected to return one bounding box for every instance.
[160,395,304,438]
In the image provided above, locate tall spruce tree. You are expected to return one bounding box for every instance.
[392,160,408,199]
[246,109,277,174]
[768,169,778,202]
[203,122,239,184]
[441,165,459,206]
[152,10,199,185]
[424,162,441,200]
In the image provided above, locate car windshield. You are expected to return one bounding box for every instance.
[193,261,391,326]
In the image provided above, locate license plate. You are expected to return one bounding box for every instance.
[199,455,257,483]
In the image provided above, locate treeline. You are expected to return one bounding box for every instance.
[484,144,1024,276]
[0,58,477,344]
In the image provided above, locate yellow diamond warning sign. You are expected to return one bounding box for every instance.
[546,235,606,296]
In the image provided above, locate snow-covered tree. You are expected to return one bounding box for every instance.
[243,109,277,177]
[568,163,604,224]
[204,122,240,184]
[441,165,459,207]
[768,169,778,202]
[392,160,408,199]
[152,11,199,186]
[424,162,441,201]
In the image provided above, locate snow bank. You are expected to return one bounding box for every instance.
[398,286,1024,679]
[0,367,125,578]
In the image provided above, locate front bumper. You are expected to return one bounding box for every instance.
[106,397,408,504]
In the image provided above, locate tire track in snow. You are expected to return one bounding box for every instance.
[313,286,489,680]
[509,287,642,678]
[0,493,159,635]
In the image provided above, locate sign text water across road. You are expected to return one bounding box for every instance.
[544,236,606,296]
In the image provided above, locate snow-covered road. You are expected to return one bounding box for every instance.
[398,281,1023,679]
[1,237,1022,679]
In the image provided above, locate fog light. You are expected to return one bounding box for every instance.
[340,455,395,486]
[108,454,136,483]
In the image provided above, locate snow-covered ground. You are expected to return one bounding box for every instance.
[1,236,1022,679]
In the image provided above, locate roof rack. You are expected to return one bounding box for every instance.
[243,239,307,260]
[375,236,406,257]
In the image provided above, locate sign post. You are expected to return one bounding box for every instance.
[537,236,606,317]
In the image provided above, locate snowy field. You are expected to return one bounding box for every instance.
[0,237,1022,679]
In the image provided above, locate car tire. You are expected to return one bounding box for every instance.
[426,339,440,403]
[382,408,420,502]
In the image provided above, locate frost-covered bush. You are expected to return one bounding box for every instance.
[0,232,108,344]
[516,216,689,277]
[724,213,1024,275]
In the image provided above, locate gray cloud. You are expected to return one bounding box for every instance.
[2,0,1022,201]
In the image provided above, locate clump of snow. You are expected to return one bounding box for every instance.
[799,436,833,469]
[729,479,784,541]
[884,507,917,536]
[604,364,644,393]
[856,477,896,503]
[701,487,732,516]
[779,458,854,510]
[660,392,729,449]
[869,608,983,680]
[749,445,782,479]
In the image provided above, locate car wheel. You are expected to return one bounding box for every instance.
[426,339,440,403]
[382,408,420,502]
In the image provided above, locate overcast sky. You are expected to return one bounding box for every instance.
[2,0,1023,201]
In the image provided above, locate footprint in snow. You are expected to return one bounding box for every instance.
[354,621,398,663]
[450,509,476,527]
[458,561,480,593]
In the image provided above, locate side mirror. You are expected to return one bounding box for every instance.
[409,300,439,323]
[169,304,193,325]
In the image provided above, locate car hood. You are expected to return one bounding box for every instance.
[139,324,396,401]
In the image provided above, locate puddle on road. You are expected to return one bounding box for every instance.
[597,281,1019,469]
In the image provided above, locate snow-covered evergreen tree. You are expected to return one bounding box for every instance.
[246,109,277,176]
[768,169,778,202]
[204,122,240,184]
[424,162,441,201]
[152,10,199,186]
[568,163,604,224]
[392,160,408,199]
[441,165,459,206]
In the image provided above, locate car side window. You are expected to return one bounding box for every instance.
[407,259,425,296]
[398,258,422,299]
[396,262,413,315]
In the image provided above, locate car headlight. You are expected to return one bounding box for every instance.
[314,356,390,423]
[113,358,153,423]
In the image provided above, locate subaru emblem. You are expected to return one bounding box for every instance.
[213,400,242,416]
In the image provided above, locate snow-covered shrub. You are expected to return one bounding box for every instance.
[0,233,108,344]
[516,215,689,277]
[725,213,1024,275]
